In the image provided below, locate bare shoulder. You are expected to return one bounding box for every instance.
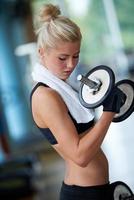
[31,85,68,128]
[32,85,67,111]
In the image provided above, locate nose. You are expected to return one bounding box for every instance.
[67,58,75,69]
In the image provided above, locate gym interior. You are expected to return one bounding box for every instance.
[0,0,134,199]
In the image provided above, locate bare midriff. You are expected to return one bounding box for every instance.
[64,148,109,186]
[54,130,109,187]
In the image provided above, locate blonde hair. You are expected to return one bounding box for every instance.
[34,4,82,50]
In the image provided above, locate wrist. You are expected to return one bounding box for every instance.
[101,112,115,120]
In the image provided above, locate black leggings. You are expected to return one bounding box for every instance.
[60,182,111,200]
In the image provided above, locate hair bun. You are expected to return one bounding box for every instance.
[39,4,61,23]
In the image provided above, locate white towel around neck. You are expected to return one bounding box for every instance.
[31,62,94,123]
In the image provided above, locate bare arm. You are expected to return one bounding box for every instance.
[76,112,114,166]
[32,87,115,167]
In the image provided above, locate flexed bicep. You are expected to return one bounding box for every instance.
[32,86,81,164]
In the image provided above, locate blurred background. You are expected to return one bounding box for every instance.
[0,0,134,199]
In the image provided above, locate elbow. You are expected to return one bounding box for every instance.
[74,154,90,168]
[77,161,88,168]
[71,146,92,168]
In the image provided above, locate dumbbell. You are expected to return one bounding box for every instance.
[77,65,134,122]
[110,181,134,200]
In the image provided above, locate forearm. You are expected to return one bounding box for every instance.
[76,112,115,167]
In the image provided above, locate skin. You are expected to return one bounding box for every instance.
[31,40,115,186]
[39,41,80,80]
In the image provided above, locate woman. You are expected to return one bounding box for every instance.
[30,4,124,200]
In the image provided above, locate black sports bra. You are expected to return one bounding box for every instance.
[30,82,94,145]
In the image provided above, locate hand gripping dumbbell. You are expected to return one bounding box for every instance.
[77,65,134,122]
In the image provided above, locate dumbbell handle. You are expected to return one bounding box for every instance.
[77,74,101,89]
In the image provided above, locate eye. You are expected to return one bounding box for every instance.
[73,54,79,59]
[59,57,66,61]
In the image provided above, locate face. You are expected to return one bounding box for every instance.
[39,41,81,80]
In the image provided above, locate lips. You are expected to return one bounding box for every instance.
[64,71,72,74]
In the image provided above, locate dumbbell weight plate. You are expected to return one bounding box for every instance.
[79,65,115,108]
[113,79,134,122]
[110,181,133,200]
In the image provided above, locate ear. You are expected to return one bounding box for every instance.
[38,48,45,57]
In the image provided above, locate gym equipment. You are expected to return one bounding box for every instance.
[0,155,39,199]
[77,65,134,122]
[113,80,134,122]
[110,181,134,200]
